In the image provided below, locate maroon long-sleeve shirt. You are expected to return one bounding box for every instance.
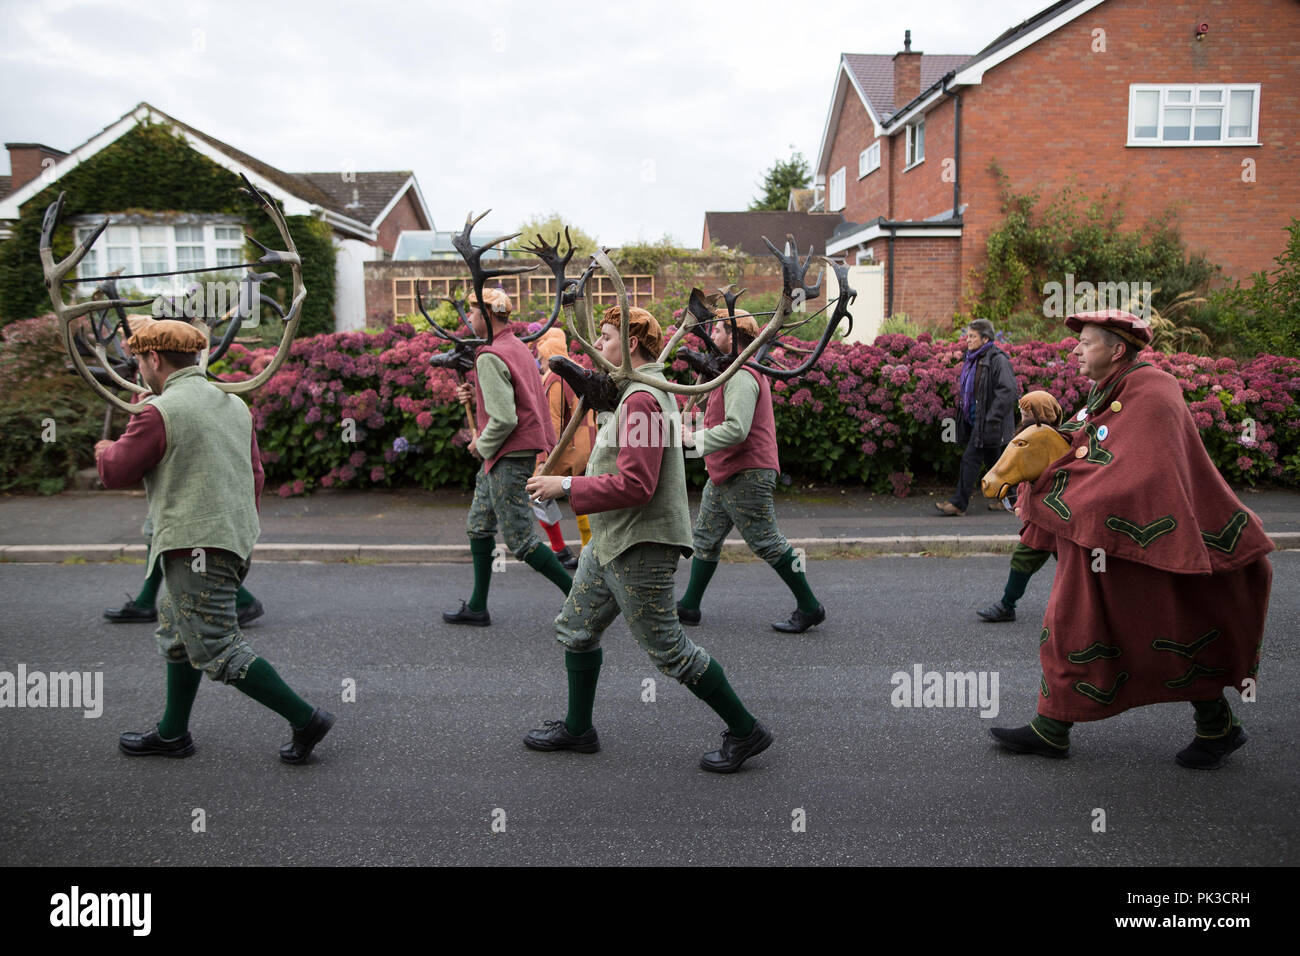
[97,403,265,510]
[567,391,662,515]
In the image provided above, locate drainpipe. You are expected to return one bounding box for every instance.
[887,224,897,318]
[942,73,961,220]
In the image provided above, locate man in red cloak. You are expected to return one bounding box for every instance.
[990,310,1272,769]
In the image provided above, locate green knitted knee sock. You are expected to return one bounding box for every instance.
[1001,569,1033,609]
[134,557,163,609]
[772,548,820,613]
[1030,714,1073,750]
[688,659,756,737]
[157,661,202,740]
[233,658,315,729]
[468,536,495,612]
[564,648,603,735]
[523,544,573,595]
[1192,696,1238,738]
[678,558,719,612]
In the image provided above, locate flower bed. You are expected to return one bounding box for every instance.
[219,325,1300,497]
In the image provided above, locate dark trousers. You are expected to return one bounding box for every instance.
[951,441,1002,511]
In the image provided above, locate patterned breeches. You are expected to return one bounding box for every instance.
[691,468,789,564]
[466,456,543,560]
[555,542,710,686]
[155,549,258,684]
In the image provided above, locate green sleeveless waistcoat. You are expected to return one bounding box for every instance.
[585,363,692,565]
[143,366,261,575]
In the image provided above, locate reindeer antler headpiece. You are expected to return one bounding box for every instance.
[40,173,306,414]
[560,236,856,397]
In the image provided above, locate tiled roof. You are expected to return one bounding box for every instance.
[296,171,418,228]
[703,211,845,256]
[843,53,972,119]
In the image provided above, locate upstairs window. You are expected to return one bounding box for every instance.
[1128,84,1259,145]
[905,120,925,168]
[858,141,881,178]
[829,166,846,211]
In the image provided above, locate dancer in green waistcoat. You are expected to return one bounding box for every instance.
[95,318,333,764]
[525,306,773,773]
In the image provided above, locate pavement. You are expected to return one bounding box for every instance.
[3,484,1300,562]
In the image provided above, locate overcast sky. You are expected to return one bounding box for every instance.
[1,0,1050,246]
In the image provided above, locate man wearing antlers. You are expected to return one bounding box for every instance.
[443,287,573,626]
[525,306,773,773]
[94,318,333,764]
[678,306,825,633]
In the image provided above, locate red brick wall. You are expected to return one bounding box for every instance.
[893,96,958,221]
[374,189,429,254]
[877,236,961,329]
[7,146,65,191]
[826,86,888,223]
[957,0,1300,302]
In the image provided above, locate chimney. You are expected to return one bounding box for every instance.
[892,30,923,111]
[6,143,69,191]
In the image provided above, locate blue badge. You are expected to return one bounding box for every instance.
[1097,425,1109,441]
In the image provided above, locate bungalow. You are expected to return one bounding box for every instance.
[813,0,1300,329]
[0,103,433,330]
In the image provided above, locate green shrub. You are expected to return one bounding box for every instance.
[1206,218,1300,359]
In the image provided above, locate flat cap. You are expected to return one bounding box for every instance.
[1065,309,1153,348]
[126,317,209,354]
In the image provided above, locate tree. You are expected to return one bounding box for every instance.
[749,151,812,211]
[516,213,599,259]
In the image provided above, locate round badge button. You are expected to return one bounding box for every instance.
[1110,401,1122,413]
[1076,409,1088,422]
[1097,425,1109,441]
[1075,446,1088,458]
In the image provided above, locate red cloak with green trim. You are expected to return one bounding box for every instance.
[1018,362,1272,722]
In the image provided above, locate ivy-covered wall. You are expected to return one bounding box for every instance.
[0,120,336,335]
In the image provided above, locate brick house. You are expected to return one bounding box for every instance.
[814,0,1300,329]
[0,103,433,330]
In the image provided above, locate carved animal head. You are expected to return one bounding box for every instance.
[981,423,1071,499]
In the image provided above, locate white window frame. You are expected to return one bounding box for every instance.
[858,140,881,179]
[75,220,247,289]
[1127,83,1261,147]
[829,166,846,212]
[905,119,925,169]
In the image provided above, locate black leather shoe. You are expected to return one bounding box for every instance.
[442,601,491,626]
[1175,725,1246,769]
[700,721,773,773]
[555,546,579,571]
[237,599,265,627]
[977,600,1016,622]
[771,605,825,633]
[523,719,600,753]
[677,602,701,626]
[104,597,157,623]
[280,708,335,764]
[119,728,195,758]
[989,724,1069,759]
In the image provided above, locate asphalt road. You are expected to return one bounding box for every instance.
[1,554,1295,866]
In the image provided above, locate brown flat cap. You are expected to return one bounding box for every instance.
[474,288,514,316]
[713,307,760,342]
[1065,309,1153,348]
[601,305,663,359]
[126,318,209,354]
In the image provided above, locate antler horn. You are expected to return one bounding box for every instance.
[211,174,306,395]
[40,194,158,414]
